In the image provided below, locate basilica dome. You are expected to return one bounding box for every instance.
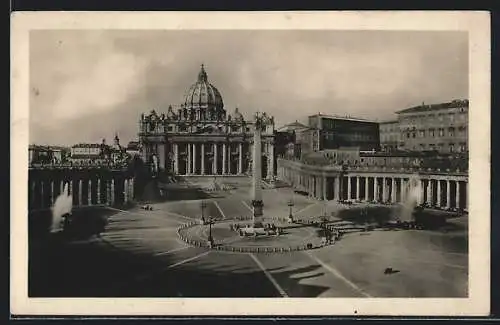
[183,65,225,120]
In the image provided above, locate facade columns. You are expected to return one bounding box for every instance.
[130,178,134,200]
[437,180,442,207]
[427,179,432,206]
[201,143,205,175]
[238,143,243,175]
[356,176,360,200]
[466,181,468,209]
[77,180,83,206]
[455,181,460,209]
[322,176,327,200]
[124,179,129,203]
[399,179,405,202]
[192,143,197,175]
[158,144,166,171]
[381,177,386,203]
[213,143,218,175]
[87,179,92,205]
[97,179,101,204]
[446,180,451,209]
[373,177,378,202]
[110,179,115,206]
[50,181,55,205]
[391,178,396,203]
[365,177,369,201]
[187,143,192,175]
[333,177,339,200]
[347,176,352,200]
[174,143,179,174]
[59,180,64,197]
[222,143,227,174]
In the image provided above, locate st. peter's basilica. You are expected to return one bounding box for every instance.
[138,65,276,179]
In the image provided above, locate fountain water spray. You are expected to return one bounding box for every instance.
[398,175,422,222]
[51,183,73,233]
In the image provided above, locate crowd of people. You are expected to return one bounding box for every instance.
[230,223,284,237]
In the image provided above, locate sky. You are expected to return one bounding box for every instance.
[29,30,468,146]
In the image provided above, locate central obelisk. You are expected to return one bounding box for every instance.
[251,113,264,228]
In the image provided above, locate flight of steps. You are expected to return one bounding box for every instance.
[325,220,368,234]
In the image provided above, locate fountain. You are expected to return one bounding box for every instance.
[50,183,73,233]
[396,175,422,223]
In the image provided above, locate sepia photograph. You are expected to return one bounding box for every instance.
[11,11,490,316]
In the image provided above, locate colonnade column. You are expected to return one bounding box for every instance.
[87,179,92,205]
[201,143,205,175]
[222,143,227,175]
[238,143,243,175]
[174,143,179,174]
[365,177,369,201]
[124,179,129,203]
[427,179,432,206]
[373,177,378,202]
[110,179,115,206]
[356,176,360,200]
[78,180,83,206]
[50,181,55,205]
[391,177,397,203]
[59,180,64,198]
[130,178,134,200]
[466,181,469,209]
[455,181,460,209]
[213,143,218,175]
[193,143,197,175]
[333,177,339,200]
[322,176,327,200]
[381,177,386,203]
[187,143,192,175]
[97,179,101,204]
[446,180,451,209]
[437,180,442,207]
[347,176,352,200]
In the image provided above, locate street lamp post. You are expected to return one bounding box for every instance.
[288,199,294,222]
[200,200,207,223]
[207,217,215,245]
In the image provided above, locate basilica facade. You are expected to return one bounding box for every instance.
[138,65,276,179]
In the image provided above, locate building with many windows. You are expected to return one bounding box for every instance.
[393,99,469,153]
[307,114,380,152]
[379,120,399,152]
[138,65,276,179]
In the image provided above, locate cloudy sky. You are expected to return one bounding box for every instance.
[29,30,468,146]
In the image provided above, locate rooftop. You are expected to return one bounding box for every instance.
[396,99,469,114]
[72,143,102,148]
[277,120,310,132]
[379,120,399,125]
[308,113,377,123]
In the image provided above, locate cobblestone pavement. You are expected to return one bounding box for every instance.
[29,180,468,298]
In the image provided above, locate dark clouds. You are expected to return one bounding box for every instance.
[29,30,468,146]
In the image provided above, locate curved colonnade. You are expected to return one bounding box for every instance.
[28,167,135,211]
[277,158,468,210]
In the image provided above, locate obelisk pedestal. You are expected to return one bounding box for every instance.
[251,115,264,228]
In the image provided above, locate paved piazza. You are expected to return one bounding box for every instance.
[29,177,468,298]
